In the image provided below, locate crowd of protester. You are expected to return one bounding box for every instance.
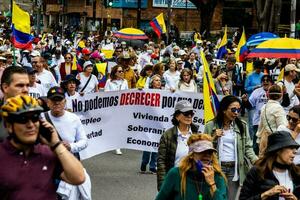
[1,28,300,200]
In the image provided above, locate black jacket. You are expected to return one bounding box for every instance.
[240,166,300,200]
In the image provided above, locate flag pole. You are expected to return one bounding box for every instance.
[11,0,16,66]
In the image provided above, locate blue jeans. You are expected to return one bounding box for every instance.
[247,108,255,140]
[221,165,239,200]
[141,151,157,170]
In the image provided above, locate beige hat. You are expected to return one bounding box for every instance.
[285,64,300,72]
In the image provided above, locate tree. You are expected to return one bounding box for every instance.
[254,0,282,33]
[189,0,220,38]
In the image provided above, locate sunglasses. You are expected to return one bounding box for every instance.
[181,111,194,117]
[117,70,124,73]
[12,113,40,124]
[230,107,241,113]
[287,115,299,123]
[262,79,270,82]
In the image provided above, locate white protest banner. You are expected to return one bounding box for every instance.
[73,89,205,160]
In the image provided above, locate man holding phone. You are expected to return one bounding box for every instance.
[0,95,85,199]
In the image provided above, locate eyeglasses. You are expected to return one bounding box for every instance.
[230,107,241,113]
[117,70,124,73]
[181,111,194,117]
[287,115,299,123]
[262,78,270,82]
[13,113,40,124]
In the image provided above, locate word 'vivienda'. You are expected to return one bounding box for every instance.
[133,112,169,122]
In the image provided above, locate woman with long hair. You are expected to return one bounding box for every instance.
[155,134,227,200]
[59,53,79,81]
[136,64,153,89]
[163,58,180,91]
[240,131,300,200]
[278,105,300,165]
[176,68,197,92]
[157,100,199,190]
[204,95,257,200]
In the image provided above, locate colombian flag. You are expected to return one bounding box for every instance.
[150,13,166,38]
[201,51,219,123]
[216,26,228,59]
[235,27,248,62]
[11,1,34,50]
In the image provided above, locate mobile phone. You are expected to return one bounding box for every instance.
[39,120,52,142]
[195,160,203,173]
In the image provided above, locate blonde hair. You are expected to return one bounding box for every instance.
[178,134,226,198]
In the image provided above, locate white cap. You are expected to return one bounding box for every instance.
[178,50,187,56]
[30,50,41,57]
[83,61,93,69]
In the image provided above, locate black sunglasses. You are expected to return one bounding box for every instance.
[287,115,299,123]
[12,113,40,124]
[181,111,194,117]
[262,78,270,82]
[230,107,241,113]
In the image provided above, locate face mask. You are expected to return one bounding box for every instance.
[163,57,170,62]
[47,60,52,65]
[147,50,153,54]
[136,51,141,55]
[106,39,111,43]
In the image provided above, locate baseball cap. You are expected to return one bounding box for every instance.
[178,50,187,56]
[47,86,65,100]
[82,48,91,55]
[285,64,300,72]
[188,140,217,153]
[175,100,194,113]
[23,66,37,74]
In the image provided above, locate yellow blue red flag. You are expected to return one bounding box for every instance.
[11,1,34,50]
[201,51,219,123]
[150,13,166,38]
[235,27,248,62]
[216,26,228,59]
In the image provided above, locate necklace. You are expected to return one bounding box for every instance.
[193,179,203,200]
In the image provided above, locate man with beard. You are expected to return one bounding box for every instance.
[0,95,85,199]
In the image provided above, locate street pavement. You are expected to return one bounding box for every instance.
[83,149,157,200]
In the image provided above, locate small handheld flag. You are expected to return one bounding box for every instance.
[11,1,34,50]
[216,26,228,59]
[150,13,167,38]
[235,27,248,62]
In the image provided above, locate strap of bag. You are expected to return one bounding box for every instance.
[264,105,274,133]
[80,74,92,93]
[44,112,80,160]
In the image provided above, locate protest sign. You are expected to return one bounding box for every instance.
[73,89,206,160]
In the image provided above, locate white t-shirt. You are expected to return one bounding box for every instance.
[249,87,268,126]
[29,83,47,99]
[163,70,180,90]
[65,92,80,112]
[278,80,300,112]
[273,169,294,200]
[219,129,235,162]
[77,73,98,93]
[36,69,58,92]
[174,127,192,167]
[42,111,88,153]
[104,79,128,91]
